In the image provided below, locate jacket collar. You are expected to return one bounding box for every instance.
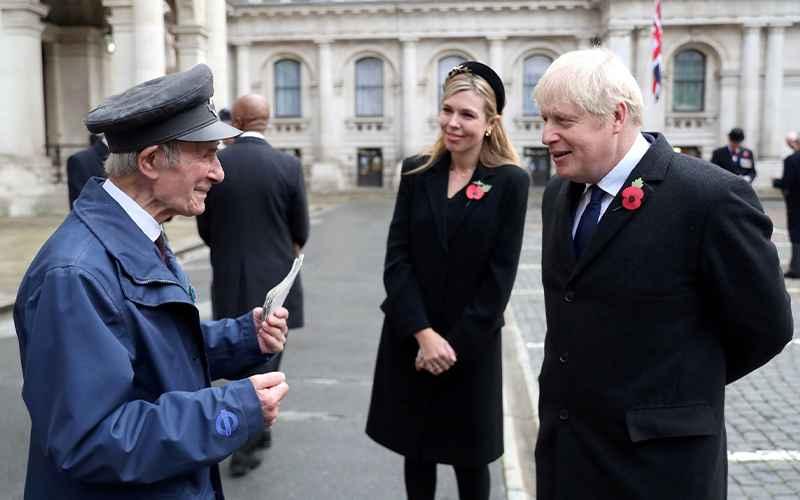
[558,132,673,281]
[72,179,183,285]
[423,152,498,251]
[234,135,269,146]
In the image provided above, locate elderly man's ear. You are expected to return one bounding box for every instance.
[611,102,630,133]
[138,145,163,180]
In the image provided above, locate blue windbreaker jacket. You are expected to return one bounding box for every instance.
[14,179,270,499]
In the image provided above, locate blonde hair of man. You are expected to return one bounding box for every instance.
[533,48,644,127]
[410,72,520,175]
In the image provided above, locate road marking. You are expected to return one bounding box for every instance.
[511,288,544,297]
[517,263,541,270]
[527,342,545,349]
[790,339,800,346]
[275,410,344,422]
[728,450,800,463]
[0,318,15,339]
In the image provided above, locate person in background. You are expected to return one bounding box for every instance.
[533,48,791,500]
[366,61,529,500]
[197,93,309,477]
[779,131,800,278]
[711,127,757,183]
[14,64,290,500]
[66,133,109,209]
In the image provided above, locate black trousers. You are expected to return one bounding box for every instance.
[404,458,490,500]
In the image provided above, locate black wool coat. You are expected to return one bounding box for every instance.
[66,140,109,209]
[196,136,309,328]
[537,133,792,500]
[780,150,800,243]
[366,154,529,466]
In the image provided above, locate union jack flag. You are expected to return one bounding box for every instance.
[651,0,663,101]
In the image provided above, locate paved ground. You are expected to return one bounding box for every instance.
[1,188,798,498]
[508,191,800,499]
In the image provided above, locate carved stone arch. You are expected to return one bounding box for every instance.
[261,51,317,85]
[338,48,399,86]
[423,46,478,80]
[664,37,726,76]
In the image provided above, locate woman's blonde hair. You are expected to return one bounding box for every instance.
[407,72,519,175]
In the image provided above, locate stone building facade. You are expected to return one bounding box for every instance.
[0,0,799,214]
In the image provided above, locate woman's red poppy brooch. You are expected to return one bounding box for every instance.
[621,178,645,211]
[466,180,492,201]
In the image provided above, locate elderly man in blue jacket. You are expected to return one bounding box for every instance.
[14,64,290,499]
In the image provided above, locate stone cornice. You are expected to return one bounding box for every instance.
[229,1,599,18]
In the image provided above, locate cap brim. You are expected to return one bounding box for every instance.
[177,120,241,142]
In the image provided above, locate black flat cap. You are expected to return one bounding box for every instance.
[446,61,506,113]
[85,64,241,153]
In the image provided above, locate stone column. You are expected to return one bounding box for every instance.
[718,70,739,145]
[103,0,136,95]
[401,37,418,157]
[235,42,251,98]
[576,35,592,50]
[761,23,787,159]
[317,39,334,162]
[133,0,165,83]
[0,0,49,158]
[487,36,505,79]
[174,24,207,71]
[606,28,632,71]
[311,38,344,191]
[740,24,762,154]
[206,0,229,108]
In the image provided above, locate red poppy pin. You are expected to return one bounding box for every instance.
[466,180,492,201]
[621,178,645,211]
[742,150,750,158]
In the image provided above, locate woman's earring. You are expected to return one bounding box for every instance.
[485,129,492,137]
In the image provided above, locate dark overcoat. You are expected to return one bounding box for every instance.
[197,136,309,327]
[780,150,800,243]
[66,140,109,208]
[366,154,529,466]
[710,145,757,181]
[537,133,792,500]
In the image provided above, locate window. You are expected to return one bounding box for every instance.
[355,57,384,117]
[523,55,552,116]
[438,55,467,105]
[274,59,301,117]
[672,49,705,112]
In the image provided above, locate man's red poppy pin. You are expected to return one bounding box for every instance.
[621,177,645,211]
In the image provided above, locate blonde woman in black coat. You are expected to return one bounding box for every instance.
[366,62,529,500]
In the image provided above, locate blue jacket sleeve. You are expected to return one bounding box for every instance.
[18,267,264,484]
[201,312,273,380]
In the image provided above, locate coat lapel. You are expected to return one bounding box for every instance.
[554,179,583,269]
[423,155,450,251]
[570,133,673,280]
[447,164,497,240]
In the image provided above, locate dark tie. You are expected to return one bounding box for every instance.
[573,185,605,258]
[155,233,168,263]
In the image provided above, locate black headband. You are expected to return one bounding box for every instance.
[446,61,506,113]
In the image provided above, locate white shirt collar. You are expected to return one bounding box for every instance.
[102,179,162,242]
[594,132,651,198]
[239,131,266,140]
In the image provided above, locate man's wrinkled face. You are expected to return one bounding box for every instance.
[153,141,223,218]
[539,101,616,184]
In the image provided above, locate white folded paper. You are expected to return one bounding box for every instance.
[261,254,304,321]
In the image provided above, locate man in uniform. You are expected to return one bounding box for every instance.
[711,127,757,183]
[14,64,290,499]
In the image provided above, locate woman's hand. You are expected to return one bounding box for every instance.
[414,328,457,375]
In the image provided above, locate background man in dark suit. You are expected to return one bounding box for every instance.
[779,131,800,277]
[532,48,792,500]
[197,93,309,477]
[66,133,109,208]
[711,127,757,183]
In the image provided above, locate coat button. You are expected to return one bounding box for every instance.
[563,291,575,303]
[559,352,568,364]
[559,409,569,421]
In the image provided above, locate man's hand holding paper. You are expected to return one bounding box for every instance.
[252,306,289,353]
